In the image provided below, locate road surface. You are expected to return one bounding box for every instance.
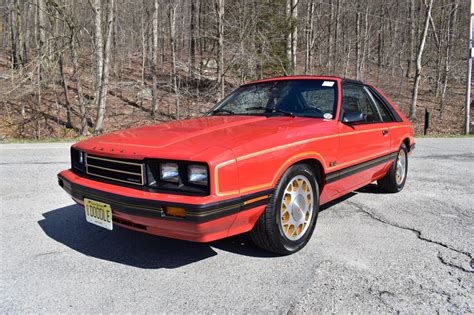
[1,138,473,313]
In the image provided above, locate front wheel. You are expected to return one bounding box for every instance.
[378,143,408,193]
[250,163,319,255]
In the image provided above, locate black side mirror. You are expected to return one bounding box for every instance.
[342,111,366,124]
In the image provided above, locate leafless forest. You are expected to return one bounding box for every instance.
[0,0,470,139]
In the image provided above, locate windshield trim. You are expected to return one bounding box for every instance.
[207,79,338,120]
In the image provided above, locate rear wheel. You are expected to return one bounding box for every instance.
[250,163,319,255]
[378,143,408,193]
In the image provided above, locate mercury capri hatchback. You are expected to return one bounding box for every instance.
[58,76,414,254]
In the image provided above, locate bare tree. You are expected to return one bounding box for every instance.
[93,0,115,133]
[151,0,159,117]
[70,27,88,135]
[440,0,459,111]
[286,0,298,74]
[169,1,180,118]
[190,0,197,78]
[355,1,361,80]
[304,0,315,74]
[406,0,416,77]
[9,1,18,69]
[216,0,225,99]
[409,0,433,120]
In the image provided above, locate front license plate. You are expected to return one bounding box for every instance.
[84,198,113,230]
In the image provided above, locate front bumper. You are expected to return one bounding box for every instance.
[58,170,271,242]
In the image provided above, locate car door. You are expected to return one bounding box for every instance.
[335,83,391,192]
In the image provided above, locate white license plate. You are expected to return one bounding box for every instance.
[84,198,113,230]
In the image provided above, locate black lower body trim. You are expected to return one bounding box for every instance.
[325,152,398,184]
[58,173,272,223]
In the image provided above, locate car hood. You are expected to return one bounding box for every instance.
[75,115,332,161]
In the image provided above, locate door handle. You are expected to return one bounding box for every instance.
[382,129,389,136]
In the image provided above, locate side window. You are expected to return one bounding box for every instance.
[342,85,382,123]
[365,88,394,122]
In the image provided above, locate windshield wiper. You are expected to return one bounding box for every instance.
[212,108,235,115]
[245,106,296,117]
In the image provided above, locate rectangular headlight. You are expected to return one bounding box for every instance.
[71,148,86,172]
[188,165,208,185]
[160,162,179,183]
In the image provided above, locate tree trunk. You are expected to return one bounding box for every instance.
[308,1,315,73]
[38,0,45,65]
[36,0,45,137]
[291,0,297,74]
[22,1,31,65]
[169,1,180,119]
[406,0,415,77]
[190,0,197,77]
[15,0,23,66]
[409,0,433,120]
[70,29,87,135]
[93,0,103,126]
[440,0,458,112]
[360,5,369,79]
[355,1,361,80]
[152,0,159,117]
[334,0,340,73]
[9,2,18,69]
[94,0,115,133]
[216,0,225,99]
[59,54,73,128]
[139,1,146,109]
[304,1,314,74]
[327,0,334,69]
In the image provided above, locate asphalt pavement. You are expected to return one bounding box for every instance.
[0,138,473,313]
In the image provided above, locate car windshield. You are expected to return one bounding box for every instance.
[209,79,337,119]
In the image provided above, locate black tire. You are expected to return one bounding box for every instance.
[378,143,408,193]
[250,163,320,255]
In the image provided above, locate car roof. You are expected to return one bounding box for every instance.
[244,75,364,86]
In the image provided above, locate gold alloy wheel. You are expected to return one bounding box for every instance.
[280,175,314,241]
[395,148,407,186]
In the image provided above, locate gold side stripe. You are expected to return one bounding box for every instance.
[242,195,269,205]
[327,153,397,178]
[329,150,395,171]
[215,125,411,196]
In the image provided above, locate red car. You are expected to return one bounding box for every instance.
[58,76,414,254]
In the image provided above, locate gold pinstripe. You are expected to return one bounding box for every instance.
[215,125,411,196]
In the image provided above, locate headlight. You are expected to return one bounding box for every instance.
[71,148,86,172]
[78,151,84,164]
[145,160,210,195]
[188,165,208,185]
[160,162,179,183]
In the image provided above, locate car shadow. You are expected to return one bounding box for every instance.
[38,204,277,269]
[355,183,387,194]
[39,189,365,269]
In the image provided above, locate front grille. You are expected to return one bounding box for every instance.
[85,154,144,186]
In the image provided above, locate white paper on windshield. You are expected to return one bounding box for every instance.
[322,81,335,87]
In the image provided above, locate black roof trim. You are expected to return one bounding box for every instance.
[342,78,364,85]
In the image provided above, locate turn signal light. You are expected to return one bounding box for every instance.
[164,206,186,218]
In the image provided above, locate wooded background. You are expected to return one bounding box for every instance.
[0,0,470,139]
